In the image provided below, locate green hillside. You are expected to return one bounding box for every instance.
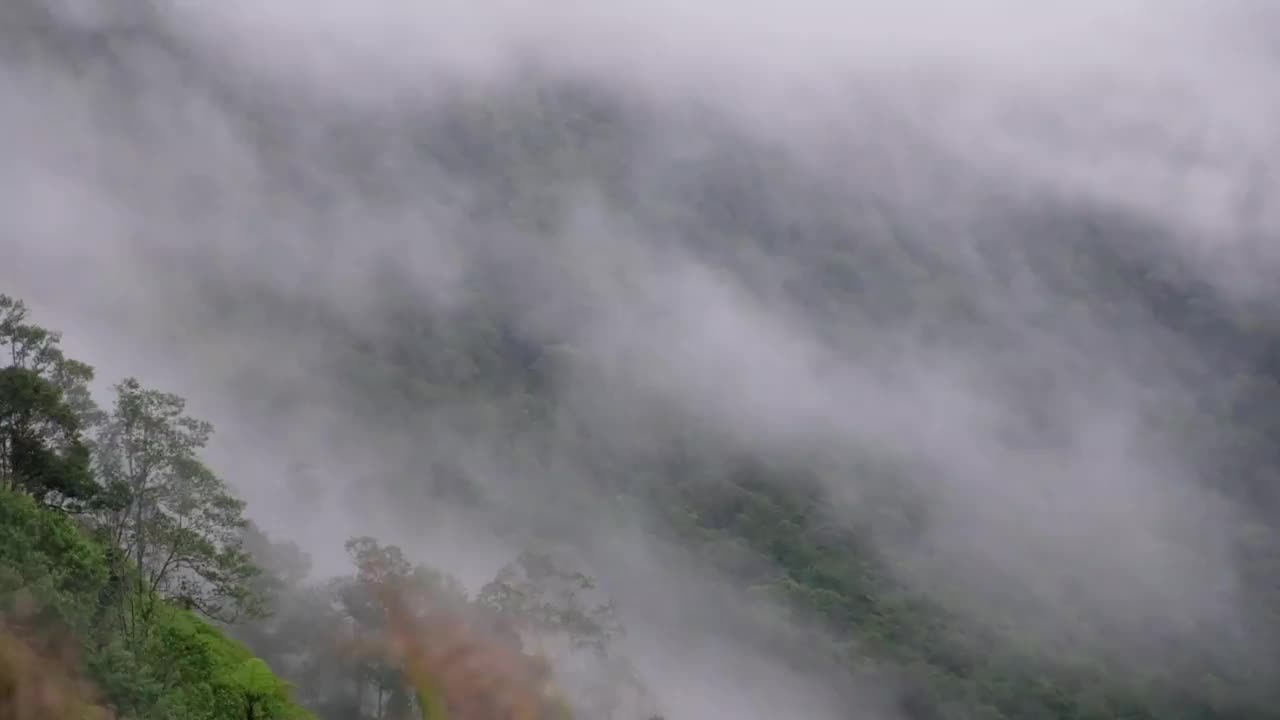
[2,5,1279,718]
[0,295,309,720]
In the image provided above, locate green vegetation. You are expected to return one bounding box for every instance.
[5,76,1280,719]
[220,84,1280,716]
[653,465,1279,720]
[0,292,645,720]
[0,294,309,720]
[236,534,651,720]
[0,483,310,720]
[5,202,1280,720]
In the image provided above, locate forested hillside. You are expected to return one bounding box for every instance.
[4,1,1280,719]
[0,295,310,719]
[6,214,1280,720]
[1,294,665,719]
[5,214,1280,719]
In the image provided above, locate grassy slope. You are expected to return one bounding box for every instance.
[0,488,311,720]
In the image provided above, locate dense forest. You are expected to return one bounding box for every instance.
[5,2,1280,719]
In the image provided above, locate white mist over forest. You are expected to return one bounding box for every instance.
[3,1,1279,718]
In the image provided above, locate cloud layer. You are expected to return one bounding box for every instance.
[4,0,1279,715]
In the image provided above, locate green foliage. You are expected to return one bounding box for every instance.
[148,610,307,720]
[0,292,305,720]
[1,486,309,720]
[417,683,449,720]
[95,377,264,630]
[11,105,1280,716]
[643,456,1280,720]
[0,488,106,628]
[0,295,98,510]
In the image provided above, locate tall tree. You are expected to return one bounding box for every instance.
[336,537,474,719]
[478,549,656,720]
[477,549,621,660]
[94,378,262,638]
[0,295,98,509]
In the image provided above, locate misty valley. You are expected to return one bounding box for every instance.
[3,1,1280,719]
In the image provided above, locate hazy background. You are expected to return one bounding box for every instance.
[3,1,1280,717]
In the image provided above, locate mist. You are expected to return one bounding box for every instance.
[3,0,1280,717]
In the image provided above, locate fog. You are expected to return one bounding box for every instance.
[3,0,1279,717]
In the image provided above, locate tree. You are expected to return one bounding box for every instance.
[334,537,474,720]
[477,549,657,720]
[240,521,314,606]
[94,378,262,637]
[477,549,621,659]
[0,367,95,506]
[0,295,101,422]
[0,295,99,509]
